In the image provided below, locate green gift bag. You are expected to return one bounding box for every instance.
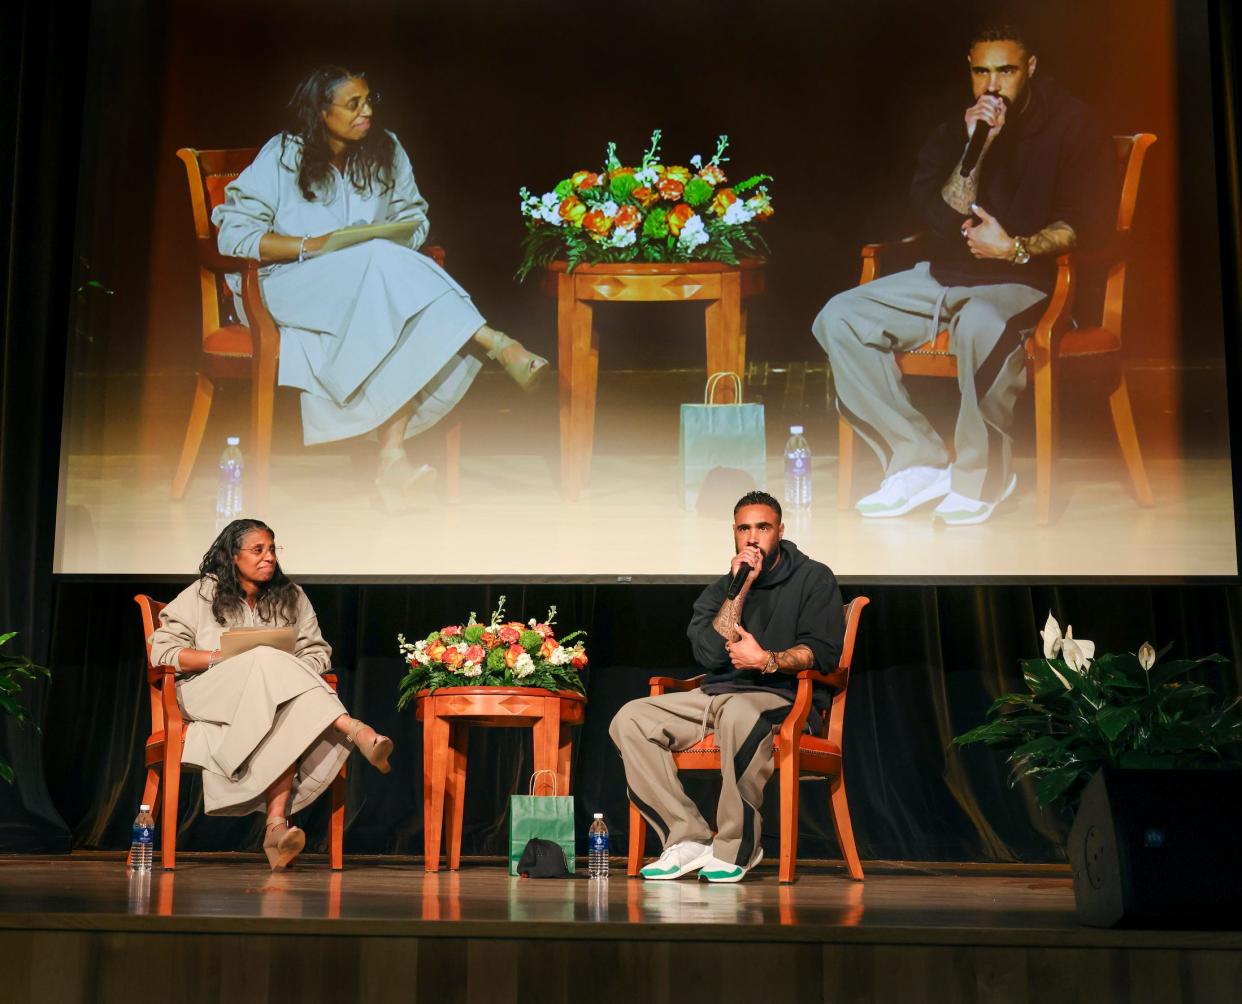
[508,770,576,876]
[679,372,767,509]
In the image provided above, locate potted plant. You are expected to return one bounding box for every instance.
[0,632,51,783]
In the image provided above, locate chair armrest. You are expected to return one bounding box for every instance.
[648,674,704,695]
[158,664,184,735]
[796,668,848,689]
[859,234,924,284]
[194,236,253,274]
[1028,253,1076,353]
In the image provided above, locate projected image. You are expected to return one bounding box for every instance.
[55,0,1236,578]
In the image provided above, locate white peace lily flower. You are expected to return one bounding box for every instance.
[1060,637,1087,674]
[722,200,755,225]
[513,653,536,678]
[1064,626,1094,666]
[1040,612,1063,659]
[1138,642,1156,671]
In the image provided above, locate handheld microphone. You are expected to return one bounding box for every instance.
[726,559,753,600]
[959,93,1010,177]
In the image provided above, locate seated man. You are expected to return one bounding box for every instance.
[813,20,1116,525]
[609,491,844,882]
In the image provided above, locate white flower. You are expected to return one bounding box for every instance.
[1040,612,1063,659]
[513,653,536,678]
[461,663,483,678]
[1064,626,1094,666]
[722,200,756,225]
[676,214,709,251]
[690,154,703,169]
[600,199,618,217]
[1138,642,1156,671]
[549,645,573,666]
[634,166,659,186]
[608,227,637,248]
[1060,637,1088,673]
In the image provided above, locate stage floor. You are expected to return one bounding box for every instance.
[2,855,1240,1002]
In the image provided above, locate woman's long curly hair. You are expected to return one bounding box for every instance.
[281,65,397,203]
[198,519,301,627]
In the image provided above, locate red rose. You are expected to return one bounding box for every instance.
[710,188,737,217]
[582,209,614,237]
[504,643,526,669]
[540,637,559,660]
[614,205,641,230]
[657,177,685,202]
[559,196,587,227]
[630,186,658,209]
[667,204,695,236]
[481,630,498,647]
[442,647,464,669]
[571,650,589,670]
[427,641,448,663]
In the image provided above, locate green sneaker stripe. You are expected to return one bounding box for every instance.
[700,866,743,879]
[640,865,680,876]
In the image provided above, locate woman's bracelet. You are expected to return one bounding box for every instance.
[298,236,308,263]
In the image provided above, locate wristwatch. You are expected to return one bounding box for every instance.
[1011,236,1031,265]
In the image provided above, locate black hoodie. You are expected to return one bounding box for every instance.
[686,540,844,715]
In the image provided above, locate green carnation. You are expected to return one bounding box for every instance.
[554,178,574,199]
[425,630,441,643]
[643,207,669,239]
[683,178,713,208]
[610,174,639,201]
[464,624,486,644]
[486,647,508,672]
[520,629,543,652]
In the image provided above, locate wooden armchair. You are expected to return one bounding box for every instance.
[171,147,453,511]
[133,594,346,870]
[836,134,1157,525]
[626,595,870,884]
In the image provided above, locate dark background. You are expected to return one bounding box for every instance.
[2,0,1241,861]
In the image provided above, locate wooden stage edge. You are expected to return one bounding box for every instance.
[2,855,1240,1003]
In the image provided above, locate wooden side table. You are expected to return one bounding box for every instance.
[546,259,767,500]
[414,686,587,872]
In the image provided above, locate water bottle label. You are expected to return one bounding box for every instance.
[133,825,153,844]
[589,833,609,853]
[786,456,808,475]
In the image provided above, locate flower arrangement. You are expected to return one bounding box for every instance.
[397,596,588,708]
[517,130,774,279]
[954,613,1242,809]
[0,631,50,783]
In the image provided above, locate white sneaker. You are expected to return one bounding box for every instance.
[932,473,1018,526]
[640,840,714,880]
[698,847,764,884]
[856,466,951,518]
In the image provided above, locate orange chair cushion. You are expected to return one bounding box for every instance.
[203,324,254,358]
[204,173,240,213]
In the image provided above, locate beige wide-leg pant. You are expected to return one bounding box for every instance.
[609,689,792,867]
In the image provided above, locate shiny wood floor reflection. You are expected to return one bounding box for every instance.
[3,856,1240,1003]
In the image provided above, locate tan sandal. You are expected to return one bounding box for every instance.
[347,719,394,774]
[374,454,438,513]
[487,333,548,392]
[263,817,306,871]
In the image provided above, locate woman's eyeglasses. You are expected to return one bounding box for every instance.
[331,92,381,114]
[240,545,284,558]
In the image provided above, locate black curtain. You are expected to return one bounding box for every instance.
[2,0,1241,862]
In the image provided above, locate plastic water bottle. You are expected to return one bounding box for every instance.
[130,804,155,872]
[215,436,244,530]
[784,425,812,510]
[588,813,609,879]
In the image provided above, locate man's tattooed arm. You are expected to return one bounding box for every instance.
[1025,220,1078,257]
[763,644,816,675]
[712,597,744,642]
[941,163,980,215]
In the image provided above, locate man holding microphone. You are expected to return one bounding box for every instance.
[813,20,1117,525]
[609,491,844,882]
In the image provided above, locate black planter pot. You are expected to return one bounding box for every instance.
[1067,767,1242,928]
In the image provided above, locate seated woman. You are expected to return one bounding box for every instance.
[212,64,547,506]
[149,518,392,870]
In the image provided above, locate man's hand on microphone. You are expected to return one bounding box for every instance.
[726,624,767,670]
[964,92,1007,142]
[729,545,764,595]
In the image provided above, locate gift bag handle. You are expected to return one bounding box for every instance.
[528,769,558,796]
[704,371,743,405]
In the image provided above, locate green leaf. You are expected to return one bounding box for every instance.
[1034,766,1085,806]
[1095,705,1138,742]
[0,760,12,784]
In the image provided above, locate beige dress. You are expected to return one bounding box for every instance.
[149,578,349,816]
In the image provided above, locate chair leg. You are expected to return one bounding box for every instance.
[251,368,275,514]
[837,415,856,510]
[1032,355,1057,526]
[1108,373,1154,507]
[627,801,647,878]
[329,761,346,871]
[170,373,214,500]
[778,748,800,884]
[161,757,180,871]
[829,771,864,881]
